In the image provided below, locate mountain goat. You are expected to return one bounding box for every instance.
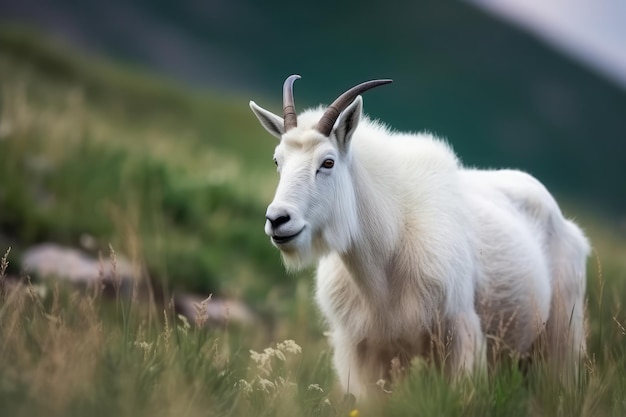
[249,75,589,398]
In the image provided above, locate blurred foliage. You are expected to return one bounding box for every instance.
[0,27,292,300]
[16,0,622,212]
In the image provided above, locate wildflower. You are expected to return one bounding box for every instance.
[257,377,276,393]
[349,409,360,417]
[308,383,324,392]
[273,348,287,362]
[276,376,297,388]
[134,341,152,349]
[376,378,392,394]
[235,379,253,394]
[250,340,302,375]
[250,349,271,370]
[277,339,302,354]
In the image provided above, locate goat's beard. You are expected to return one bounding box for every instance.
[279,230,331,271]
[280,243,316,271]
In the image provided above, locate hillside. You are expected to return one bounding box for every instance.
[0,28,289,300]
[1,0,625,213]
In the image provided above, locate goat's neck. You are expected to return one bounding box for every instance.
[339,158,400,305]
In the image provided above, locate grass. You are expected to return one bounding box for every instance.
[0,248,335,417]
[1,230,626,417]
[1,27,626,416]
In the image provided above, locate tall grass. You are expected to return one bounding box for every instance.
[0,247,332,417]
[1,231,626,417]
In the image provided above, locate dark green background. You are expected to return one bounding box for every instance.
[1,0,625,213]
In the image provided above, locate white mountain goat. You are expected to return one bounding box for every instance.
[249,75,590,398]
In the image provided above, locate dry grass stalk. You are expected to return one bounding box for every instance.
[0,247,9,278]
[193,294,212,328]
[0,280,104,414]
[0,247,10,296]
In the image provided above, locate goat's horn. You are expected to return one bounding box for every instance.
[317,79,393,136]
[283,74,301,131]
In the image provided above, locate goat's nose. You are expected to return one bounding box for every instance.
[266,214,291,229]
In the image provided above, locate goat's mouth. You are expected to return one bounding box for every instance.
[272,228,304,245]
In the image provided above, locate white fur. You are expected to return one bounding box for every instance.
[250,96,590,398]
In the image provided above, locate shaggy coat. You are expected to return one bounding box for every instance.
[250,95,589,398]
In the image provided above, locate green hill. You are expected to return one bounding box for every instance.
[2,0,625,212]
[0,28,288,299]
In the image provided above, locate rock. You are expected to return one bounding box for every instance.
[20,244,258,328]
[21,243,135,293]
[175,293,257,328]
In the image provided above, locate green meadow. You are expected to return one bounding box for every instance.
[1,28,625,416]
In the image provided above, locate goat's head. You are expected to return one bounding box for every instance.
[249,75,392,269]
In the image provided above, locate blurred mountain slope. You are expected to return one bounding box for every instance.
[0,27,286,299]
[1,0,624,213]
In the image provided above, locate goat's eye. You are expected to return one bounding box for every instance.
[273,158,278,166]
[322,159,335,169]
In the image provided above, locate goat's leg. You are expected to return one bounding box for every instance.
[544,274,586,379]
[543,221,588,379]
[331,331,371,400]
[447,311,487,377]
[331,331,400,401]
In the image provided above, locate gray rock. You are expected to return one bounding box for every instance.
[21,243,135,289]
[20,244,258,328]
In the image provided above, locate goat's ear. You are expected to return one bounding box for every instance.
[334,96,362,152]
[249,101,284,139]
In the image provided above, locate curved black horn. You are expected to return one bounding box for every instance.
[283,74,301,131]
[317,79,392,136]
